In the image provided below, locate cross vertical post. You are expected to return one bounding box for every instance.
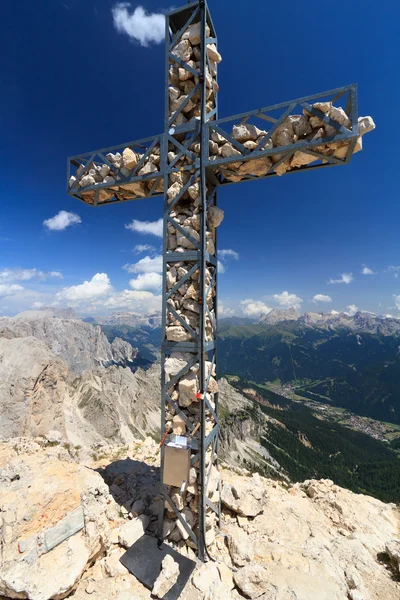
[159,0,221,561]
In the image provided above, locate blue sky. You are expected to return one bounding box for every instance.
[0,0,399,318]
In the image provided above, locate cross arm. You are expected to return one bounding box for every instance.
[204,84,376,187]
[66,133,166,207]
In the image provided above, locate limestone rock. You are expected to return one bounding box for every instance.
[179,372,198,407]
[233,564,269,599]
[166,326,192,342]
[232,124,267,143]
[221,479,264,517]
[207,44,222,63]
[208,205,224,228]
[122,147,138,170]
[192,562,221,594]
[118,515,149,548]
[238,157,272,176]
[227,527,254,566]
[152,554,180,599]
[79,174,96,188]
[358,116,376,136]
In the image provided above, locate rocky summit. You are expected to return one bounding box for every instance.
[0,439,399,600]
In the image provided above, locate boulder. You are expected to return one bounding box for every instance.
[207,44,222,63]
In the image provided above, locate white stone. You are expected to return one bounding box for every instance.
[233,564,270,599]
[118,515,149,548]
[138,162,158,176]
[358,116,376,136]
[69,175,76,188]
[122,147,138,170]
[232,124,267,143]
[208,205,224,228]
[172,39,192,62]
[220,143,242,159]
[166,326,192,342]
[179,372,198,407]
[227,528,254,566]
[152,555,180,599]
[79,175,96,188]
[207,44,222,63]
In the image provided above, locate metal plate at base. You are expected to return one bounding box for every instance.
[120,534,196,600]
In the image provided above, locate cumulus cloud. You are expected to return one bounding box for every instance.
[0,284,24,298]
[387,266,400,279]
[240,299,272,317]
[133,244,156,254]
[32,302,44,309]
[328,273,354,285]
[125,218,163,237]
[43,211,81,231]
[219,249,240,261]
[219,303,236,317]
[217,260,225,274]
[129,272,162,292]
[104,290,162,312]
[124,255,163,274]
[112,4,165,47]
[0,268,63,282]
[273,291,303,309]
[56,273,112,304]
[362,265,375,275]
[347,304,358,316]
[313,294,332,303]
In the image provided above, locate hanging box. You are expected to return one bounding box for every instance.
[163,440,191,487]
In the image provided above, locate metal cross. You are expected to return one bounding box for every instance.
[66,0,373,561]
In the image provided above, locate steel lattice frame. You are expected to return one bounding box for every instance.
[66,0,361,561]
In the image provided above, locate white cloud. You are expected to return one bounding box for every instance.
[394,295,400,310]
[313,294,332,304]
[129,272,162,292]
[273,291,303,309]
[43,211,81,231]
[125,218,163,237]
[0,284,24,298]
[104,290,162,312]
[362,265,375,275]
[330,310,340,315]
[124,255,163,274]
[0,268,63,282]
[219,249,240,261]
[32,301,44,309]
[112,4,165,47]
[383,314,394,319]
[56,273,112,304]
[219,303,236,317]
[133,244,156,254]
[217,260,225,274]
[328,273,354,285]
[347,304,358,316]
[387,266,400,279]
[240,299,272,317]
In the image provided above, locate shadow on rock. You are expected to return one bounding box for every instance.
[96,458,161,535]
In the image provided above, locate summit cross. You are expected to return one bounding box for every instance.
[66,0,375,561]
